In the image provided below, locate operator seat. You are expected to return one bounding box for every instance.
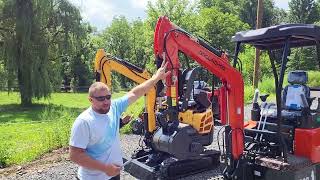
[263,70,320,129]
[192,81,211,110]
[281,70,310,119]
[179,68,211,112]
[179,68,200,111]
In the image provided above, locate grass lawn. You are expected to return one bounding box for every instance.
[0,91,143,167]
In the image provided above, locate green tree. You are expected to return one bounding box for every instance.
[102,16,132,89]
[1,0,89,105]
[289,0,319,23]
[0,0,5,89]
[288,0,320,71]
[200,0,277,28]
[62,23,94,91]
[144,0,199,71]
[3,0,51,106]
[238,0,276,28]
[287,47,319,71]
[102,16,131,60]
[199,0,239,14]
[195,7,250,54]
[146,0,198,32]
[239,46,272,83]
[272,7,289,24]
[129,19,149,68]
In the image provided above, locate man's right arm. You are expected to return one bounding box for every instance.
[69,146,120,176]
[69,119,120,176]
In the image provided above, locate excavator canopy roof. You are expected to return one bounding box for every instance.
[232,24,320,50]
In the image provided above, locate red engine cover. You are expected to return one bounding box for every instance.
[294,128,320,163]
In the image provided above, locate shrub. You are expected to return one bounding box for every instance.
[308,71,320,87]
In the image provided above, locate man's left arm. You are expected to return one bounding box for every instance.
[127,61,170,105]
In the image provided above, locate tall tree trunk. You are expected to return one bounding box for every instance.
[16,0,33,106]
[18,69,32,106]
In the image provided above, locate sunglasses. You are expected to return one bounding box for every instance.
[92,95,112,101]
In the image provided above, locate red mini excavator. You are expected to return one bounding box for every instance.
[124,16,244,180]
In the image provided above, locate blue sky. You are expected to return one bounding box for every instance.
[69,0,290,31]
[274,0,290,10]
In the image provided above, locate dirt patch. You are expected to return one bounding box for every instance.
[0,147,69,177]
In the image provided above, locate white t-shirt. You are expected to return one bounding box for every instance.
[69,95,128,180]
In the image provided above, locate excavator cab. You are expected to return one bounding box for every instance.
[227,24,320,180]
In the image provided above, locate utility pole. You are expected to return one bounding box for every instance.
[253,0,263,88]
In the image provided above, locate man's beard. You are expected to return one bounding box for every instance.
[96,106,110,114]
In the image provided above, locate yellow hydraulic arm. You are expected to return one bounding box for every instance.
[94,49,157,133]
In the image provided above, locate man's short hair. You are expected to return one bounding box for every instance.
[88,82,109,96]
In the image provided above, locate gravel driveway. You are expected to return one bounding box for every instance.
[1,133,227,180]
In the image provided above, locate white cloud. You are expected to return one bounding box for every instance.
[69,0,117,30]
[68,0,154,31]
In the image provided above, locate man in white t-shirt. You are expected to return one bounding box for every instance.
[69,61,170,180]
